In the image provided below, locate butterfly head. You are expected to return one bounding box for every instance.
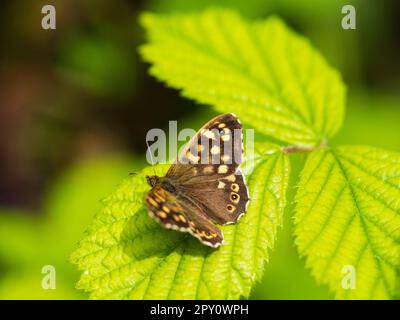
[146,175,160,187]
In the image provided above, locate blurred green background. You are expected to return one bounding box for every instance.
[0,0,399,299]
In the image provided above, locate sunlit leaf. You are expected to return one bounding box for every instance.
[295,146,400,299]
[140,9,345,146]
[70,144,289,299]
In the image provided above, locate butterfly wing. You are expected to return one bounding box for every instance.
[168,113,250,225]
[145,185,224,247]
[179,170,250,225]
[167,113,243,180]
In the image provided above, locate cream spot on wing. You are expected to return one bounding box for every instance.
[210,145,220,154]
[221,154,230,162]
[218,123,226,129]
[162,205,170,213]
[225,174,236,182]
[218,165,229,174]
[202,130,215,140]
[179,215,186,222]
[222,128,231,134]
[154,193,165,202]
[221,134,231,142]
[173,214,180,222]
[157,211,167,218]
[218,181,226,189]
[147,197,159,208]
[203,166,214,174]
[185,150,200,163]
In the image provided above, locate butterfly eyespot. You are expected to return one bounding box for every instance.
[218,165,229,174]
[226,204,236,212]
[231,183,239,192]
[230,192,240,204]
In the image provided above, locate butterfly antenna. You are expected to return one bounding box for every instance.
[146,140,157,176]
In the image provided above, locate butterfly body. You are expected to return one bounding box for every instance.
[147,175,176,193]
[145,113,250,248]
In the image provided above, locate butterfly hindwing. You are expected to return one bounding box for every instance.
[180,169,250,225]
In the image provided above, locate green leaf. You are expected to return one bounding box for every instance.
[70,144,290,299]
[295,146,400,299]
[140,9,345,146]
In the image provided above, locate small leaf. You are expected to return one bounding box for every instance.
[140,9,345,146]
[70,144,289,299]
[295,146,400,299]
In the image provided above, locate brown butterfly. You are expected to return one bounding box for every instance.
[145,113,250,248]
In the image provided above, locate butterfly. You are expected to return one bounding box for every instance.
[144,113,250,248]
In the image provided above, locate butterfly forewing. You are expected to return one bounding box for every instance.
[145,113,250,248]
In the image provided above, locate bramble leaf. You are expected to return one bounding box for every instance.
[295,146,400,299]
[70,144,289,299]
[140,9,345,146]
